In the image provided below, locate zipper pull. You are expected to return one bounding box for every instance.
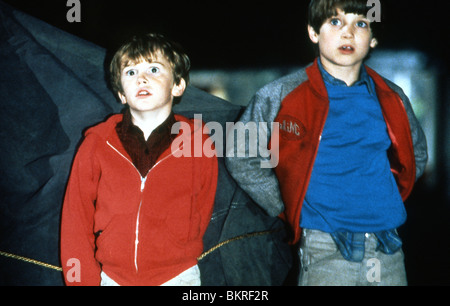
[140,177,147,192]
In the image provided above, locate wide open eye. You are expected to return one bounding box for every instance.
[330,18,342,26]
[148,66,160,74]
[356,20,369,28]
[125,69,137,76]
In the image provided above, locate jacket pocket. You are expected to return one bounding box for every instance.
[164,200,200,246]
[95,214,135,269]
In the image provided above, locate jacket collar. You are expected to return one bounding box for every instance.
[306,59,329,99]
[306,58,395,99]
[317,58,377,97]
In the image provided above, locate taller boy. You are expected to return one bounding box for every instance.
[226,0,427,285]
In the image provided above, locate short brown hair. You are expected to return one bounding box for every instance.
[109,33,190,96]
[308,0,379,37]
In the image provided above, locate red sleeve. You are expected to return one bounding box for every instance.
[193,127,218,243]
[197,152,218,240]
[60,134,102,286]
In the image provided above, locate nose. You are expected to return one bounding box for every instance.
[137,73,148,85]
[341,25,354,39]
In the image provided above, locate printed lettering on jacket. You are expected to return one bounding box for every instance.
[277,115,306,141]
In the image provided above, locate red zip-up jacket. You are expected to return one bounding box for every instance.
[225,59,428,244]
[60,114,218,286]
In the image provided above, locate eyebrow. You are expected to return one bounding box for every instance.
[329,13,370,21]
[149,61,166,67]
[123,60,167,70]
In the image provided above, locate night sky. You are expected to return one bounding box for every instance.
[2,0,449,70]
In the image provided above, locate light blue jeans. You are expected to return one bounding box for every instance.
[298,229,407,286]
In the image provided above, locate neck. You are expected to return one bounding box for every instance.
[320,56,362,86]
[129,108,171,140]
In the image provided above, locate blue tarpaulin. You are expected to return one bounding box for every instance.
[0,1,292,285]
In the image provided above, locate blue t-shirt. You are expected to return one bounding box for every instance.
[300,61,406,233]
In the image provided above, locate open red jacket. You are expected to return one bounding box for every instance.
[275,62,418,243]
[225,59,428,245]
[60,114,218,285]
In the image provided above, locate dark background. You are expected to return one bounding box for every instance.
[2,0,449,286]
[2,0,449,70]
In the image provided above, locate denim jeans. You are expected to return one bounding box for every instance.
[298,229,407,286]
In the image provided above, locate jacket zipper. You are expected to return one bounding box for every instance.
[106,141,180,272]
[134,176,146,271]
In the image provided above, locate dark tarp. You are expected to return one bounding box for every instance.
[0,1,292,285]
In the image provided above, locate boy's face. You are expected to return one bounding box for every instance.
[118,51,185,116]
[308,8,378,74]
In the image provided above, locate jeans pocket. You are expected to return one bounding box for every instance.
[299,230,340,272]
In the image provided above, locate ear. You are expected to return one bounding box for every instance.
[370,37,378,49]
[172,78,186,97]
[308,25,320,44]
[118,92,127,105]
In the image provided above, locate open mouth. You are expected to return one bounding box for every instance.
[339,45,355,52]
[136,90,151,97]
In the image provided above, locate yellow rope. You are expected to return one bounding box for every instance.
[0,250,62,272]
[197,228,282,261]
[0,228,282,272]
